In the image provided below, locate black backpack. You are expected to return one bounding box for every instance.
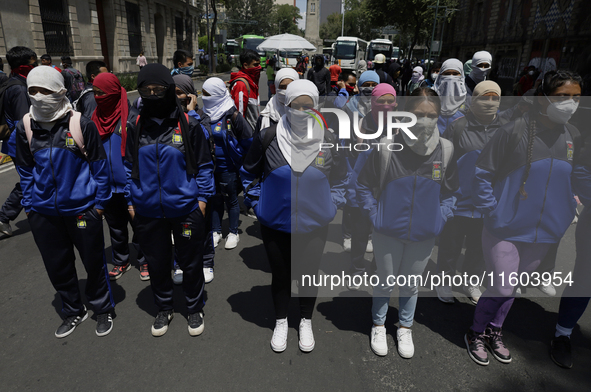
[0,78,27,141]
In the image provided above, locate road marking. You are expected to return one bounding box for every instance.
[0,162,15,174]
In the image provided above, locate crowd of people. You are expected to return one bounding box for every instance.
[0,44,589,372]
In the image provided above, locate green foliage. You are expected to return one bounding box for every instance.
[198,64,209,75]
[118,74,137,92]
[319,0,377,41]
[220,0,275,37]
[216,63,233,73]
[198,35,209,52]
[272,5,302,35]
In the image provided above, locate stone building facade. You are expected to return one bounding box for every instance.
[0,0,203,74]
[442,0,590,91]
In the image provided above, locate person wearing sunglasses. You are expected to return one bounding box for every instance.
[124,64,214,337]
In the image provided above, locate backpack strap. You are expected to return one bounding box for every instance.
[244,123,277,195]
[439,137,454,179]
[231,77,251,97]
[23,113,33,147]
[68,111,90,163]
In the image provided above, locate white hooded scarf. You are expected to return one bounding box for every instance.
[434,59,467,116]
[27,65,73,123]
[259,68,299,130]
[202,77,236,123]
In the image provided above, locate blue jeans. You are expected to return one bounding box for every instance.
[372,231,435,327]
[211,170,240,235]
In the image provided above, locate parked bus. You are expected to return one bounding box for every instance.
[323,47,333,58]
[236,35,267,68]
[367,39,393,61]
[333,37,368,70]
[277,50,302,68]
[224,39,240,65]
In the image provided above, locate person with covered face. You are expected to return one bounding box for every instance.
[90,72,148,282]
[243,79,347,354]
[357,87,459,359]
[433,59,467,135]
[124,63,214,337]
[435,81,507,305]
[201,77,253,251]
[306,54,331,96]
[465,70,582,366]
[257,68,299,133]
[407,66,426,95]
[14,66,114,338]
[465,51,492,107]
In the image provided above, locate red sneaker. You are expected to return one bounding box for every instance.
[108,263,131,280]
[139,264,150,281]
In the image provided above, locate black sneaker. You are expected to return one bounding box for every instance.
[550,335,573,369]
[484,326,512,363]
[188,311,205,336]
[96,313,113,337]
[151,310,174,337]
[464,329,489,366]
[55,308,88,338]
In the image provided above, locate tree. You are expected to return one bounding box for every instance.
[220,0,275,37]
[364,0,457,59]
[272,5,302,35]
[319,0,377,41]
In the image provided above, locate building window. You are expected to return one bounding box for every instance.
[125,2,142,56]
[38,0,73,56]
[176,16,184,50]
[311,3,315,13]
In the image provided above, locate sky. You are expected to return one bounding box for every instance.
[296,0,306,29]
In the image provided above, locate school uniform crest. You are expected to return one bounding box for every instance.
[315,151,325,167]
[65,132,75,147]
[567,141,574,161]
[172,129,183,144]
[181,223,191,238]
[76,215,87,229]
[432,161,442,180]
[214,122,222,133]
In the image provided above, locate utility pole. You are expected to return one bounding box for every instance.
[427,0,440,73]
[206,0,212,72]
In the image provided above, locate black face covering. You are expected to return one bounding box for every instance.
[132,63,196,179]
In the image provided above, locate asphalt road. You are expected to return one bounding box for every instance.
[1,73,590,391]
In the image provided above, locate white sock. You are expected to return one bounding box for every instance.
[555,323,572,338]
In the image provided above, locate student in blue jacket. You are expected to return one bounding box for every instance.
[436,81,506,305]
[433,59,466,135]
[173,74,216,284]
[124,64,214,337]
[243,79,347,354]
[465,70,583,366]
[15,66,114,338]
[357,87,459,360]
[91,72,147,282]
[201,77,253,250]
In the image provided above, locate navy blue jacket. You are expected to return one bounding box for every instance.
[76,83,97,119]
[124,108,215,219]
[1,75,29,157]
[15,113,112,215]
[472,113,578,243]
[443,111,507,218]
[357,133,459,242]
[243,125,348,233]
[209,107,253,173]
[94,102,135,194]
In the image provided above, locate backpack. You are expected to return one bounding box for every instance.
[0,78,27,141]
[491,116,581,185]
[374,136,454,200]
[62,68,86,101]
[73,87,93,112]
[227,77,250,98]
[23,111,89,163]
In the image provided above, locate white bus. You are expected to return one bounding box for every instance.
[277,50,302,68]
[367,39,394,62]
[333,37,368,70]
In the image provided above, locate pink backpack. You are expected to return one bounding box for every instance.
[23,111,89,162]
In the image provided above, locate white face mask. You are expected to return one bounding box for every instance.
[402,116,439,156]
[528,70,534,76]
[276,88,287,105]
[287,108,314,136]
[29,90,71,122]
[471,97,500,123]
[470,66,491,83]
[545,95,579,125]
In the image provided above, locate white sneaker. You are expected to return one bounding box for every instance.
[436,285,454,303]
[298,318,315,352]
[225,233,239,250]
[397,328,414,359]
[365,239,373,253]
[271,317,288,352]
[203,267,214,284]
[464,285,482,305]
[343,238,351,253]
[539,281,556,297]
[370,325,388,356]
[213,232,222,248]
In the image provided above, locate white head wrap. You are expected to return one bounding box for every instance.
[434,59,467,116]
[202,77,235,123]
[27,65,72,122]
[469,51,492,84]
[276,79,324,173]
[259,68,299,129]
